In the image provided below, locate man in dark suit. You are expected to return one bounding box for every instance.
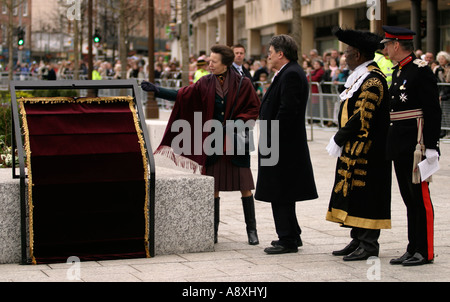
[382,26,441,266]
[231,44,254,85]
[255,35,318,254]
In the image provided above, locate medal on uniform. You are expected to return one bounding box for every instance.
[397,69,402,77]
[400,80,407,90]
[400,93,408,102]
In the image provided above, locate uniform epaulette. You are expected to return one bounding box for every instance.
[368,65,386,78]
[413,59,428,67]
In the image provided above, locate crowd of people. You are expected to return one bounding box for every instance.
[183,45,449,133]
[2,56,147,81]
[2,47,449,89]
[1,43,449,136]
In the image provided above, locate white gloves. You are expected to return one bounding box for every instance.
[326,136,343,158]
[425,149,439,163]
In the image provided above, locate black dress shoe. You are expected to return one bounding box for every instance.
[402,252,433,266]
[271,238,302,247]
[343,247,378,261]
[389,252,413,265]
[264,245,298,255]
[332,242,358,256]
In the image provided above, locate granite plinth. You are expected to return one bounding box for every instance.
[0,172,21,264]
[154,167,214,255]
[0,167,214,264]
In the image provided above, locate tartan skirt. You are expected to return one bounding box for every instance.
[204,156,255,192]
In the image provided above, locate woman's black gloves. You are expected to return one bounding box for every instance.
[141,81,160,93]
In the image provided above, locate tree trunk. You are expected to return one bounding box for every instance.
[74,19,80,80]
[119,0,127,80]
[88,0,93,80]
[8,0,14,82]
[291,0,302,63]
[180,0,189,87]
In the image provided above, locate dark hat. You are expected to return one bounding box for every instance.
[381,26,416,43]
[197,59,207,66]
[333,27,383,53]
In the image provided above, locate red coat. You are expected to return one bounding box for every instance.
[155,70,260,172]
[309,67,324,93]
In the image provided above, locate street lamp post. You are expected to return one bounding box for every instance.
[146,0,159,119]
[88,0,93,80]
[226,0,233,46]
[375,0,387,35]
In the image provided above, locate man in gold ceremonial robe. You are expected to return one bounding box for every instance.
[326,27,391,261]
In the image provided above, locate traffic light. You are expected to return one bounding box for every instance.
[93,29,101,44]
[17,28,25,48]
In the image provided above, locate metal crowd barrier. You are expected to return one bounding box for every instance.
[2,73,449,133]
[308,81,341,127]
[438,82,450,133]
[307,81,450,132]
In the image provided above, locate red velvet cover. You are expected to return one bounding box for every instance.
[19,97,150,264]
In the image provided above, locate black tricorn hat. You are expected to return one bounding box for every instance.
[333,26,383,53]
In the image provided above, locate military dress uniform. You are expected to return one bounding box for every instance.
[383,26,442,265]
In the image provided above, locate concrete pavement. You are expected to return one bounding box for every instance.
[1,109,449,283]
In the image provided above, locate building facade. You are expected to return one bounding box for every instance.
[2,0,173,66]
[0,0,32,68]
[186,0,450,60]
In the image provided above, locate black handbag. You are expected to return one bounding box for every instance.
[225,76,255,155]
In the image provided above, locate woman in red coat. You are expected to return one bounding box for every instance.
[141,45,261,246]
[308,59,325,118]
[309,59,325,93]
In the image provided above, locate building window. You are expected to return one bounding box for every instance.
[13,0,18,16]
[1,24,6,44]
[22,1,28,16]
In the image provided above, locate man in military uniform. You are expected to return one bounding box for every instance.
[326,27,391,261]
[382,26,442,266]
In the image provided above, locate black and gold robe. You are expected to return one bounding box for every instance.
[326,62,392,229]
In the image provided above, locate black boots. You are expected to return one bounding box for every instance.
[214,197,220,244]
[242,195,259,245]
[213,195,259,245]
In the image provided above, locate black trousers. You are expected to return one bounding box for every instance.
[271,202,301,249]
[393,155,434,261]
[349,228,380,254]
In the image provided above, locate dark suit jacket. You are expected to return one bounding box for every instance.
[232,65,255,88]
[255,61,318,203]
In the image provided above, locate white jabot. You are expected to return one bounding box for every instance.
[339,60,374,102]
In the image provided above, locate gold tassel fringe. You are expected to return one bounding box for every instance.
[18,96,148,263]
